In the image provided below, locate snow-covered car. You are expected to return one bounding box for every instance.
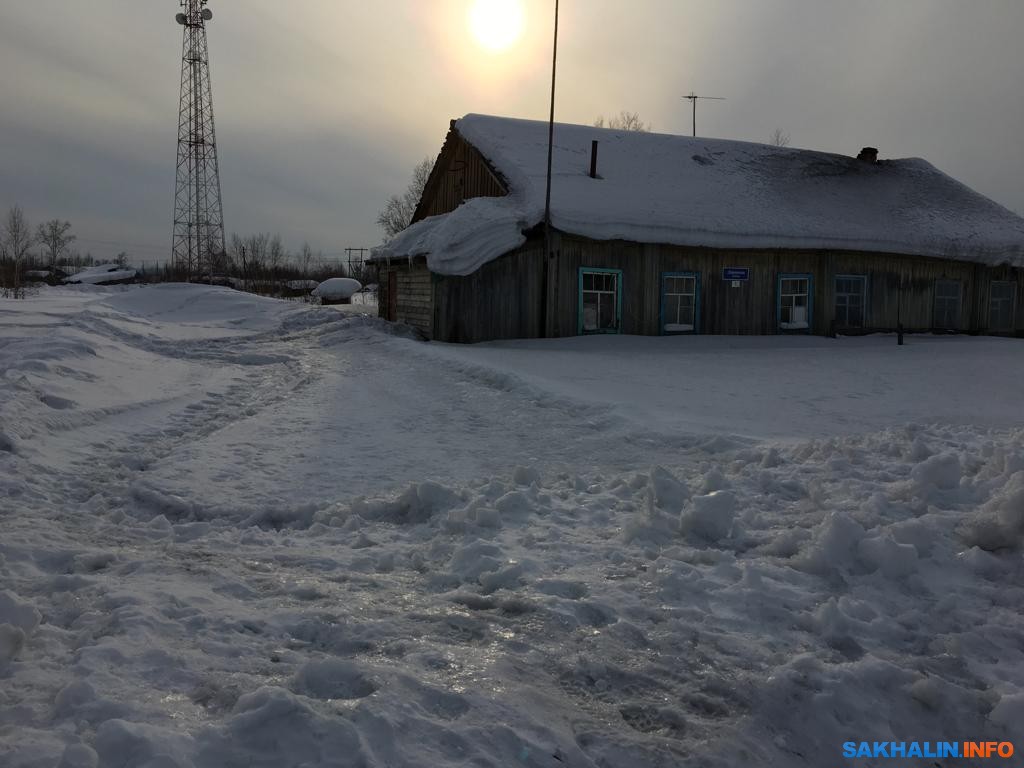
[312,277,362,304]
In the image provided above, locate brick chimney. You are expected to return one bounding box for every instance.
[857,147,879,164]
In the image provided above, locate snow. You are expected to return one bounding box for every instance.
[2,283,1023,767]
[312,277,362,300]
[377,114,1024,275]
[65,264,138,285]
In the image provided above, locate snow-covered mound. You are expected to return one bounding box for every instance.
[1,285,1022,767]
[313,277,362,300]
[65,263,137,284]
[378,114,1024,275]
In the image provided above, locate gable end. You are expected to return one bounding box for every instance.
[411,121,509,224]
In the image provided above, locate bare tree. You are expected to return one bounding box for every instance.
[594,111,651,132]
[36,219,75,267]
[377,158,433,241]
[2,206,35,298]
[768,128,791,147]
[297,242,314,276]
[267,234,287,290]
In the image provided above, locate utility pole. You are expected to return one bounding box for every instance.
[683,92,725,137]
[542,0,559,338]
[172,0,226,281]
[345,248,368,277]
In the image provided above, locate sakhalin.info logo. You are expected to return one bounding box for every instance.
[842,742,1014,759]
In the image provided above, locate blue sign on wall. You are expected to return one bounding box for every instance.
[723,267,750,281]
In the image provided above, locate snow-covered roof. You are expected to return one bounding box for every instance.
[377,114,1024,275]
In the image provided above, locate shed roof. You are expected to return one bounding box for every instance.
[377,114,1024,275]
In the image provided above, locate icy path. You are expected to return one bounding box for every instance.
[1,286,1023,767]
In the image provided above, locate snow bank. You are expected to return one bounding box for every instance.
[960,470,1024,550]
[2,286,1022,768]
[377,114,1024,275]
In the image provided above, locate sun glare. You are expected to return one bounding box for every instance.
[469,0,525,52]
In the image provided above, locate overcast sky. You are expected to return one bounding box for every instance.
[1,0,1022,265]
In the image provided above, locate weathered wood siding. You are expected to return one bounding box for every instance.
[378,259,433,338]
[383,232,1021,342]
[540,235,1023,338]
[433,244,546,342]
[412,126,507,222]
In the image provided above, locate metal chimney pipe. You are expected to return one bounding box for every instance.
[590,140,598,178]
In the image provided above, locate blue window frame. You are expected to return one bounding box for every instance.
[660,272,701,334]
[834,275,867,328]
[990,281,1017,332]
[778,273,813,332]
[578,268,623,334]
[934,279,962,330]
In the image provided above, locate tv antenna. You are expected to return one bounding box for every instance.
[172,0,226,281]
[682,92,725,137]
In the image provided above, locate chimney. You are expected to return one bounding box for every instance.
[857,147,879,164]
[590,140,599,178]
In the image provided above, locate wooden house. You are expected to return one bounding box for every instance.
[371,115,1024,343]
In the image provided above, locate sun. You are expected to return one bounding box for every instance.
[469,0,525,52]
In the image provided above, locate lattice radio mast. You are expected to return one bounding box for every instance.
[172,0,225,280]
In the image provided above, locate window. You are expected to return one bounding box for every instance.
[578,268,622,334]
[990,281,1016,332]
[661,272,700,334]
[778,274,812,331]
[834,275,866,328]
[933,280,962,330]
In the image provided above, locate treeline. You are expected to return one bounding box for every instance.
[1,205,81,298]
[1,200,377,300]
[164,232,377,297]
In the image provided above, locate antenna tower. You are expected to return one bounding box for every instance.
[172,0,225,280]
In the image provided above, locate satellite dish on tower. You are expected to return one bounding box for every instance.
[175,12,187,24]
[202,8,213,21]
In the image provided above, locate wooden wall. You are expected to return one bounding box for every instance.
[412,126,508,223]
[549,236,1023,338]
[378,259,433,338]
[433,244,546,343]
[382,235,1022,343]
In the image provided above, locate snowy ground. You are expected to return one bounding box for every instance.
[1,285,1022,768]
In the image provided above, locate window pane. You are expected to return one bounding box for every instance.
[599,292,616,330]
[582,294,599,330]
[837,277,865,295]
[992,281,1015,300]
[665,294,681,324]
[834,277,865,327]
[990,283,1015,330]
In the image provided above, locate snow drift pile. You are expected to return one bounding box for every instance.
[1,284,1022,768]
